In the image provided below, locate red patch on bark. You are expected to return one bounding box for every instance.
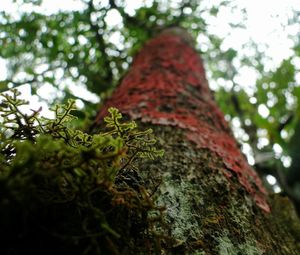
[96,33,270,212]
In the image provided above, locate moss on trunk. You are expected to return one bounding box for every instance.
[137,125,300,254]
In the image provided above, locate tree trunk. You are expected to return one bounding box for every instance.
[95,28,300,254]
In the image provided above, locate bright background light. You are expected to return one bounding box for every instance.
[0,0,299,118]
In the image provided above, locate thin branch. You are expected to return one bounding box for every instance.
[0,78,37,93]
[87,0,113,84]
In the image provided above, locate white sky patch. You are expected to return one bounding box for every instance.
[7,84,55,118]
[281,155,292,168]
[273,185,282,193]
[241,143,255,165]
[292,57,300,84]
[199,0,299,105]
[232,117,241,128]
[258,104,270,118]
[75,99,84,109]
[257,137,269,149]
[249,97,257,104]
[37,83,57,100]
[230,117,257,165]
[108,31,124,50]
[78,35,88,45]
[233,66,259,95]
[0,0,85,16]
[105,9,123,28]
[67,83,99,104]
[273,143,283,157]
[206,6,232,38]
[280,129,289,139]
[123,0,145,16]
[35,64,49,75]
[35,0,85,14]
[0,58,7,80]
[291,56,300,67]
[92,0,108,8]
[266,175,277,185]
[205,0,299,71]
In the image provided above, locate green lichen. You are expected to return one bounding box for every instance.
[217,231,263,255]
[0,89,165,255]
[193,251,207,255]
[158,176,204,242]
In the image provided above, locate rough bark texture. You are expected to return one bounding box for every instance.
[95,29,300,254]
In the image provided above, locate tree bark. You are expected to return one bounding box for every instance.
[95,28,300,254]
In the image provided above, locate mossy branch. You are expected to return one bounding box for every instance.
[0,89,166,255]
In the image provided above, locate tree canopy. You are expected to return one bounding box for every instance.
[0,0,300,201]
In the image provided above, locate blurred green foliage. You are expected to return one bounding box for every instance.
[0,1,300,199]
